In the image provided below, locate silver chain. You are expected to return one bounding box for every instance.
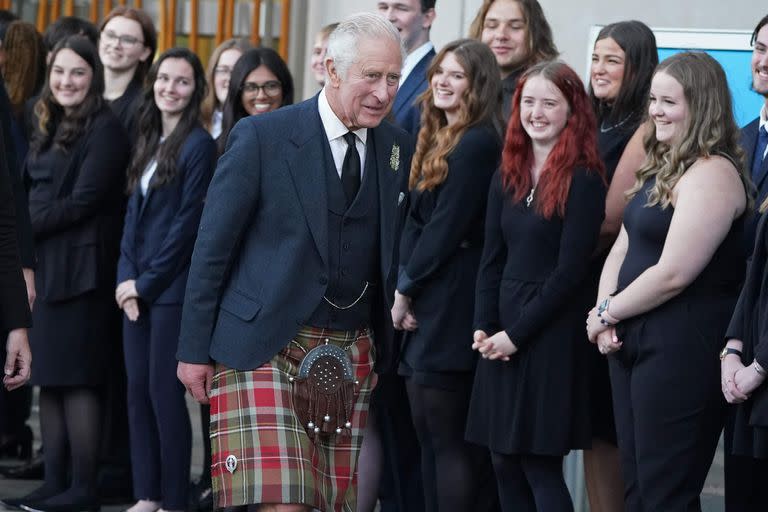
[323,281,370,310]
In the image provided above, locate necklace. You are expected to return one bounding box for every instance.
[525,187,535,208]
[599,114,633,133]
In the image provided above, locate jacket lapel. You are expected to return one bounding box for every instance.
[285,98,329,267]
[393,49,434,118]
[372,125,402,282]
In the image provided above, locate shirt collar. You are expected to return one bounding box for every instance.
[400,41,434,85]
[760,103,768,132]
[318,87,368,145]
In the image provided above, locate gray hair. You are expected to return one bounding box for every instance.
[326,12,405,79]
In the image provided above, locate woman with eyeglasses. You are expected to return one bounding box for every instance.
[116,48,216,512]
[98,7,157,137]
[200,39,251,139]
[216,46,294,154]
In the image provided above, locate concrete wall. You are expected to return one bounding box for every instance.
[297,0,766,100]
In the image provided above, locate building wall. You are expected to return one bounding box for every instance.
[298,0,766,100]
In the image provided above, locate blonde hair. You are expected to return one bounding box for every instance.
[3,21,45,115]
[627,52,748,209]
[409,39,502,191]
[200,38,252,130]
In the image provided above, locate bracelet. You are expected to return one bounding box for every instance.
[754,360,767,377]
[597,297,619,326]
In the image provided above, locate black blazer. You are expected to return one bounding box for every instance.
[117,126,216,305]
[0,108,31,332]
[25,107,130,302]
[177,97,413,372]
[392,48,435,137]
[742,117,768,249]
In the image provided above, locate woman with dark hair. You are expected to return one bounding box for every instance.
[99,6,157,135]
[468,0,558,122]
[10,35,130,512]
[216,46,294,154]
[200,38,251,138]
[583,19,657,512]
[390,38,501,512]
[467,60,605,511]
[587,52,748,510]
[115,47,216,512]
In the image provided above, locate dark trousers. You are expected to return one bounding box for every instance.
[123,303,191,510]
[490,452,572,512]
[609,303,724,512]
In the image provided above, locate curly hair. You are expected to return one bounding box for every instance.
[2,21,46,116]
[409,38,502,191]
[127,48,207,191]
[626,52,747,209]
[30,35,105,157]
[501,60,604,218]
[468,0,558,68]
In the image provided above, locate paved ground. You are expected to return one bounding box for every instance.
[0,395,726,511]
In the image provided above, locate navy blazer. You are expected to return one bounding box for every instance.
[392,49,435,137]
[118,126,216,305]
[742,117,768,251]
[177,97,413,372]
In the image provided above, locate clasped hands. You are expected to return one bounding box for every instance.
[472,330,517,361]
[722,353,765,404]
[586,307,622,355]
[391,290,418,331]
[115,279,140,321]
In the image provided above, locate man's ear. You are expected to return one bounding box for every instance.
[422,8,436,30]
[325,58,341,87]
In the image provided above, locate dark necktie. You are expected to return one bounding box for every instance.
[341,132,361,206]
[752,125,768,187]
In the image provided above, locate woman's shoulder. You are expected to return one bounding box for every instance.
[681,154,743,189]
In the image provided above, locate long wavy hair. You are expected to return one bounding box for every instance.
[200,38,252,131]
[2,21,46,117]
[626,52,747,209]
[409,39,502,191]
[30,35,105,157]
[127,48,207,191]
[468,0,558,68]
[501,60,604,218]
[589,20,658,129]
[217,47,294,155]
[99,6,158,84]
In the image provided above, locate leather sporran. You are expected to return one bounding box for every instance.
[291,344,356,438]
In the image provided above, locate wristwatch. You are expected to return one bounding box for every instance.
[719,347,743,361]
[597,298,616,326]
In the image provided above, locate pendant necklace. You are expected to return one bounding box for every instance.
[599,114,632,134]
[526,187,535,208]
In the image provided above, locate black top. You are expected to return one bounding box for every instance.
[501,69,524,125]
[397,124,501,383]
[466,167,605,454]
[107,78,143,141]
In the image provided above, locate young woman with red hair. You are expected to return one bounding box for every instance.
[466,60,605,511]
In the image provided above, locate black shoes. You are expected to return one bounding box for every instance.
[0,426,33,460]
[188,474,212,512]
[18,500,100,512]
[0,452,44,480]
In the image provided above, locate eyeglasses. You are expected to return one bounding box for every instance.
[102,30,144,48]
[214,66,234,76]
[242,80,282,97]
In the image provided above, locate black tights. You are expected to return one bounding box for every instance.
[407,379,494,512]
[37,386,101,503]
[490,452,573,512]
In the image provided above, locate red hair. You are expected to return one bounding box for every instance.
[501,61,604,218]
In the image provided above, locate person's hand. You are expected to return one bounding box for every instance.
[586,307,610,342]
[596,327,622,355]
[177,361,215,404]
[474,330,516,361]
[22,268,35,311]
[4,328,31,391]
[401,310,418,331]
[722,353,748,404]
[122,297,140,322]
[733,363,767,398]
[116,279,139,307]
[391,290,411,330]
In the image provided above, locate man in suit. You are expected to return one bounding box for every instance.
[378,0,436,137]
[724,13,768,512]
[177,13,411,512]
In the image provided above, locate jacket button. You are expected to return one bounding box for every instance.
[319,275,328,285]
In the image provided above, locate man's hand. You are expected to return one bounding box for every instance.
[177,361,215,404]
[4,328,31,391]
[115,279,139,308]
[121,297,140,322]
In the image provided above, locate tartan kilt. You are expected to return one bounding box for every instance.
[209,326,377,511]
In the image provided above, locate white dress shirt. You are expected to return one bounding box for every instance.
[318,87,367,179]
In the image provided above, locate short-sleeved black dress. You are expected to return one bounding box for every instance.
[466,168,606,455]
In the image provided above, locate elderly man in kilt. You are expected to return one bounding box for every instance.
[176,12,412,512]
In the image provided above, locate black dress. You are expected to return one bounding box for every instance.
[610,177,743,510]
[26,109,129,386]
[466,168,606,455]
[726,210,768,459]
[587,120,639,443]
[397,124,501,389]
